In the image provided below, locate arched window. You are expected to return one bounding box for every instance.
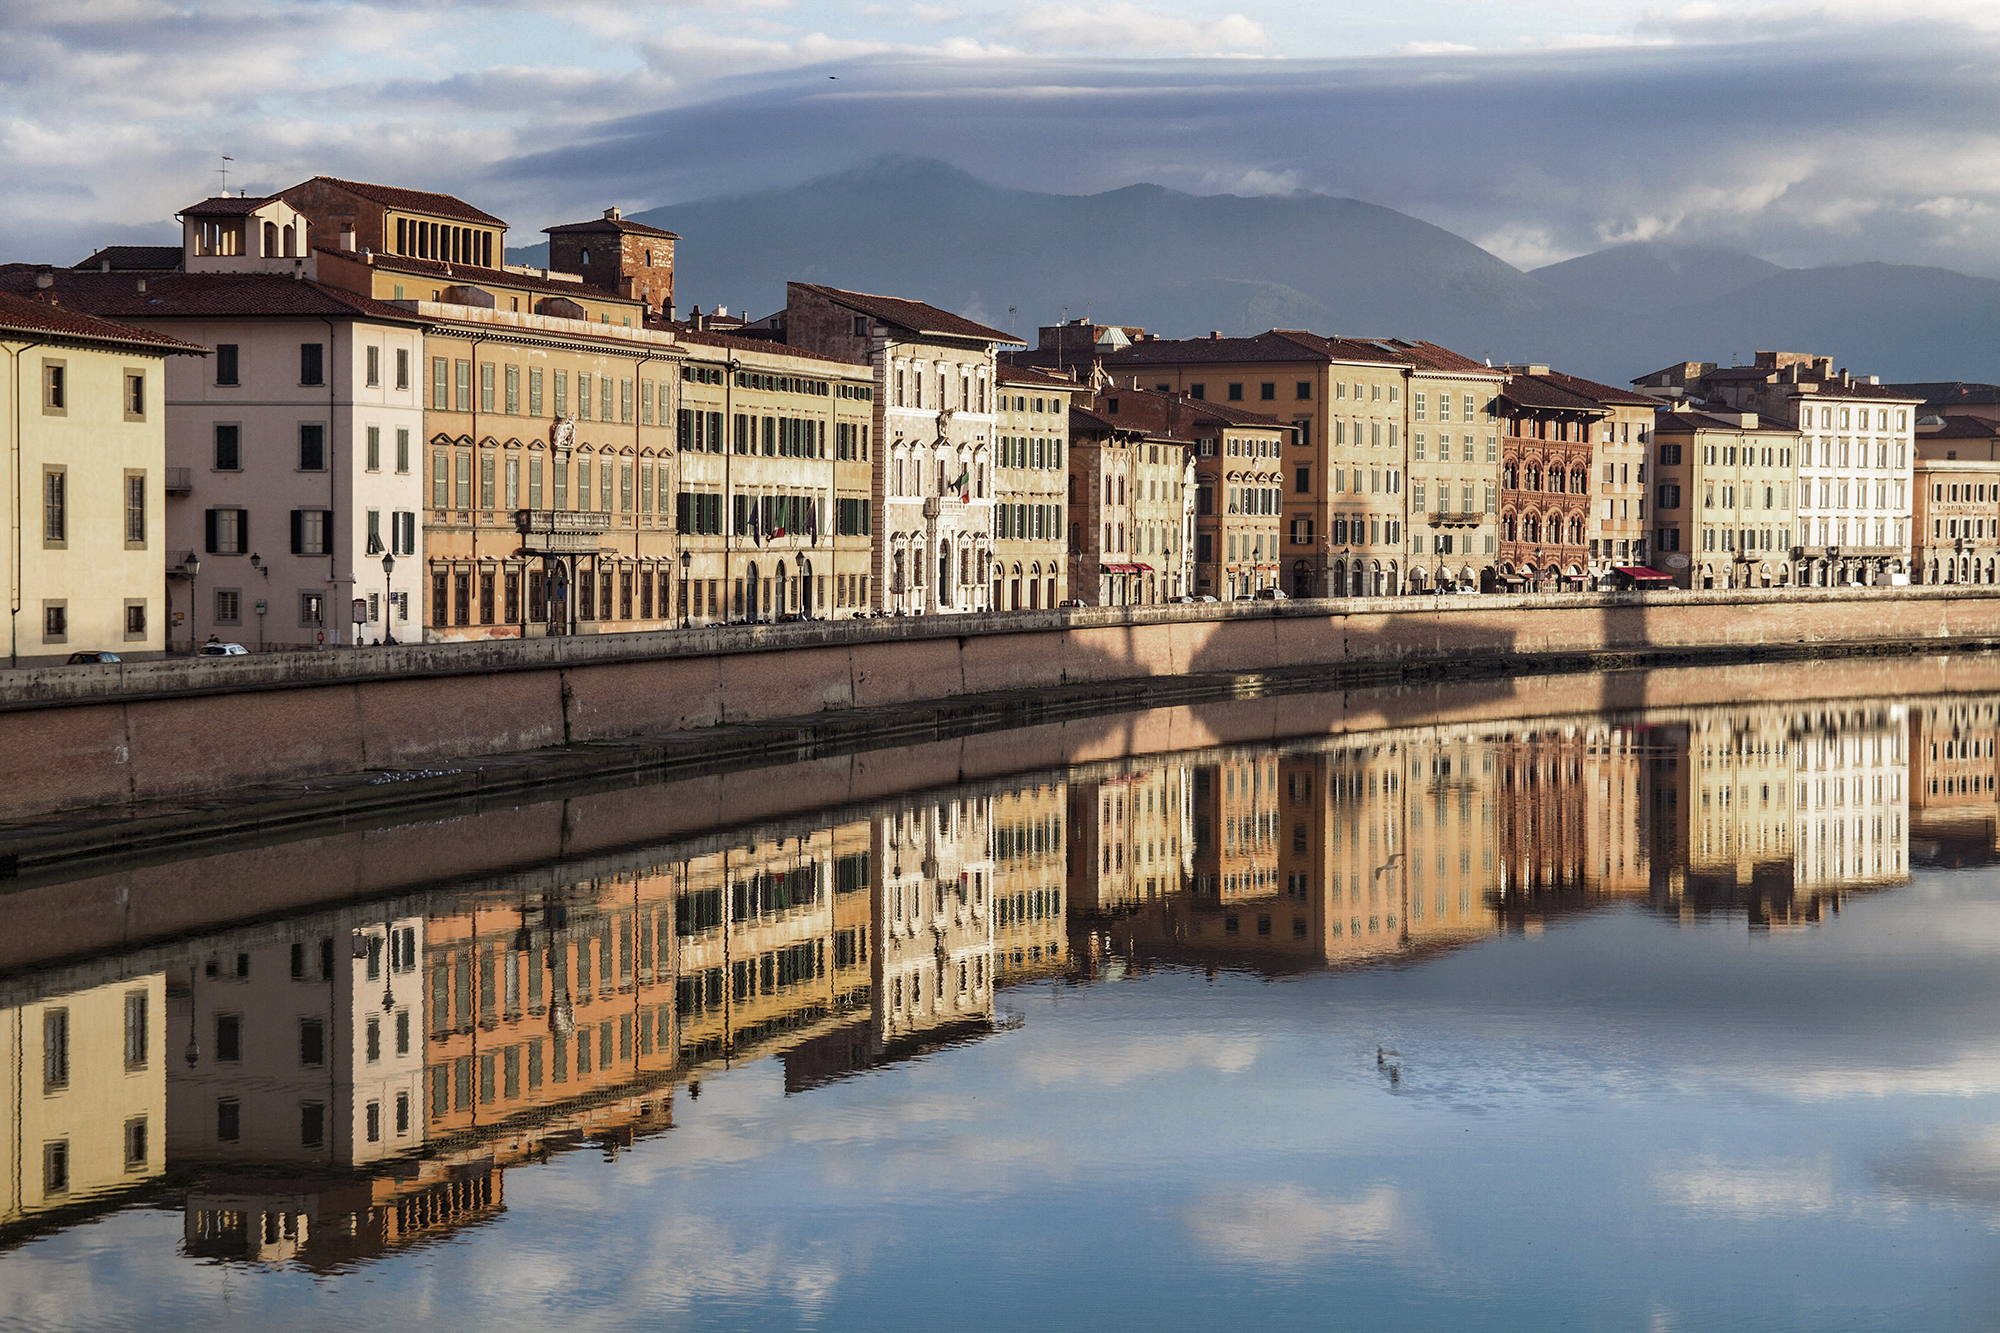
[263,221,278,256]
[580,247,591,266]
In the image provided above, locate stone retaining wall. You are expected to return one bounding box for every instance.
[2,587,1995,821]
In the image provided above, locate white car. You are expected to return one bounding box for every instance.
[199,641,249,656]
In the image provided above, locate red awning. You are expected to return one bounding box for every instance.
[1131,562,1154,572]
[1101,563,1139,574]
[1612,566,1674,582]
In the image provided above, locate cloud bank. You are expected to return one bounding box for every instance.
[8,0,2000,278]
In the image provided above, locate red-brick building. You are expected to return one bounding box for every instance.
[543,207,678,317]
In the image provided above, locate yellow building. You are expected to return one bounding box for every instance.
[675,823,875,1067]
[1,975,166,1227]
[991,780,1071,982]
[0,287,203,664]
[668,326,878,623]
[1648,405,1803,590]
[993,365,1076,609]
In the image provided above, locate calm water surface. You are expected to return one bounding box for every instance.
[5,691,2000,1331]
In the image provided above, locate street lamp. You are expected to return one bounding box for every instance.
[381,551,397,645]
[184,966,200,1068]
[182,551,201,655]
[679,550,692,628]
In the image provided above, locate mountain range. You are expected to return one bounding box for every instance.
[508,159,2000,387]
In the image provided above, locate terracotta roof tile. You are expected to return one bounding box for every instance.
[543,216,680,240]
[656,320,865,369]
[0,269,424,326]
[1533,369,1658,407]
[1922,414,2000,440]
[790,283,1020,344]
[72,245,182,272]
[0,288,207,353]
[178,195,273,218]
[289,176,506,228]
[333,249,639,304]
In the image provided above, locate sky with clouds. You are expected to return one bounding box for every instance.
[9,0,2000,274]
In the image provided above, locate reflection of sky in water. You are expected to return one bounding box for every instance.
[8,872,2000,1332]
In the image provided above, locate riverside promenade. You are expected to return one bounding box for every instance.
[1,586,1994,850]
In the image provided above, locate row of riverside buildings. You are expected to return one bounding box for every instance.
[5,174,1999,663]
[22,689,1991,1250]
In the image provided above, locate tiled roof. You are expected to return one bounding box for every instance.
[0,289,208,353]
[73,245,183,272]
[1652,407,1798,433]
[543,216,680,240]
[997,363,1082,388]
[178,195,274,218]
[1535,369,1658,407]
[1069,405,1120,434]
[790,283,1020,344]
[661,321,865,369]
[1365,337,1501,376]
[1501,375,1611,413]
[290,177,506,227]
[1922,414,2000,440]
[1890,381,2000,406]
[1087,385,1284,442]
[333,249,640,303]
[1096,329,1398,367]
[0,269,423,326]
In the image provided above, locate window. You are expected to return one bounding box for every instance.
[1260,382,1276,401]
[124,1116,148,1169]
[125,471,147,546]
[216,1013,242,1062]
[456,360,472,413]
[506,364,520,415]
[300,592,325,628]
[292,509,330,556]
[206,507,247,554]
[300,342,324,386]
[366,345,381,388]
[432,357,448,409]
[124,991,149,1068]
[299,423,326,470]
[480,362,495,413]
[43,467,65,546]
[365,425,381,472]
[43,1009,69,1090]
[299,1018,325,1067]
[1227,383,1244,401]
[125,370,146,419]
[216,343,239,386]
[124,600,146,639]
[215,588,241,624]
[42,360,65,414]
[300,1101,325,1149]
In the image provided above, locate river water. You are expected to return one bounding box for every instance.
[3,680,1999,1330]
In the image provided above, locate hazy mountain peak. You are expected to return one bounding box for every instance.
[1530,242,1786,310]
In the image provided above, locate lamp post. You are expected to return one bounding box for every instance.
[679,550,692,628]
[182,551,201,655]
[381,551,397,645]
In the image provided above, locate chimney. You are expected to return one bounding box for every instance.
[604,205,622,221]
[1208,331,1220,339]
[663,298,675,322]
[34,265,52,290]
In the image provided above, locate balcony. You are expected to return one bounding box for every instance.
[165,467,193,495]
[514,509,612,554]
[1428,510,1486,528]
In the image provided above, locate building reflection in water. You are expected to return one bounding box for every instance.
[0,694,1988,1268]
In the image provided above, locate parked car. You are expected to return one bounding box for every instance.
[199,641,249,656]
[1252,588,1289,601]
[1194,595,1219,603]
[65,650,121,664]
[1056,598,1087,608]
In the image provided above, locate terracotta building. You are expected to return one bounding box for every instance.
[1065,400,1192,605]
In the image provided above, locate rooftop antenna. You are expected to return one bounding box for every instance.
[218,154,233,195]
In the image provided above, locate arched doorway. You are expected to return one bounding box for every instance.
[1029,563,1043,609]
[1010,563,1022,610]
[799,558,813,616]
[939,540,953,608]
[1292,560,1313,597]
[745,560,760,621]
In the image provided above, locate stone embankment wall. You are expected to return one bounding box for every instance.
[1,587,1994,822]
